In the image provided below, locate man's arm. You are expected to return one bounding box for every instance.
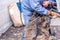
[29,0,50,15]
[49,0,56,6]
[43,0,56,7]
[49,0,54,2]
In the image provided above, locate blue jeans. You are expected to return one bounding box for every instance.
[22,9,33,40]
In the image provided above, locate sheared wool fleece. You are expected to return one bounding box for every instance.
[25,12,54,40]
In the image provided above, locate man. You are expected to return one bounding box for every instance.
[21,0,56,25]
[21,0,56,40]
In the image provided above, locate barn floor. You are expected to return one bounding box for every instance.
[0,26,24,40]
[0,26,60,40]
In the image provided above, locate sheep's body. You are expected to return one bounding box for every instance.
[25,13,53,40]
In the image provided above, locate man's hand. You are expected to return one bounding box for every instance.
[43,1,56,7]
[43,1,50,7]
[46,11,57,18]
[46,11,51,16]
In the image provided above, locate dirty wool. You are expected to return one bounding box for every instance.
[25,13,54,40]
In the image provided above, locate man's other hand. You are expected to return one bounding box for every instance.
[43,1,50,7]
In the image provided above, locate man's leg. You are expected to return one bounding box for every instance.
[21,16,30,40]
[21,10,33,40]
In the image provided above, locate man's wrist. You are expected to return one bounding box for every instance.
[46,11,51,16]
[50,2,56,6]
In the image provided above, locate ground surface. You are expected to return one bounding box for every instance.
[0,26,60,40]
[0,26,24,40]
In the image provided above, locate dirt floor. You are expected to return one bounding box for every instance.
[0,26,24,40]
[0,26,60,40]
